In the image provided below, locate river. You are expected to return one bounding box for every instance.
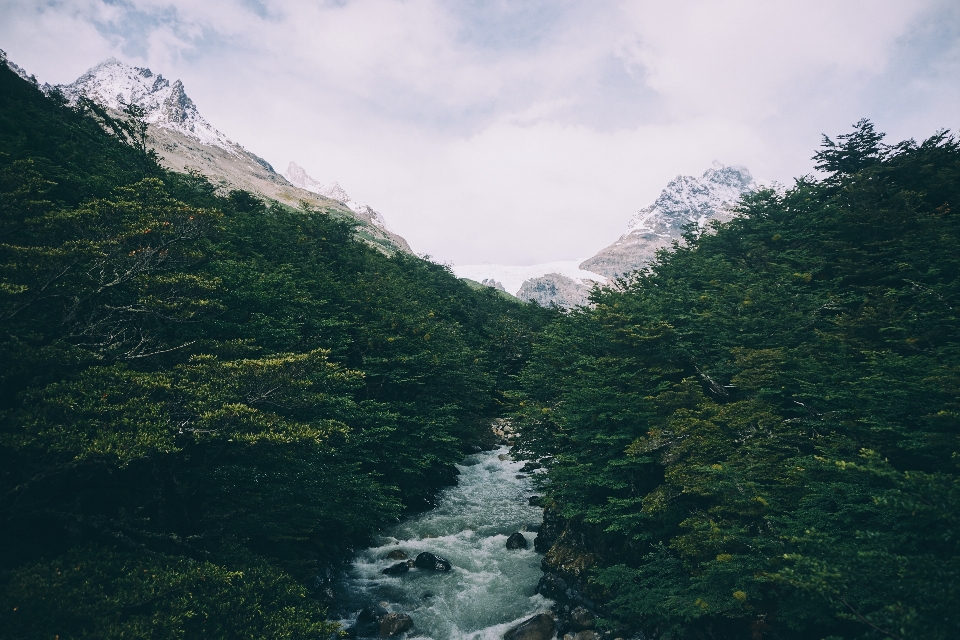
[335,446,553,639]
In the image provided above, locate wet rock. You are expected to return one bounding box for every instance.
[570,606,595,631]
[379,612,413,637]
[515,474,526,479]
[573,631,600,640]
[536,572,569,600]
[503,613,556,640]
[350,605,388,637]
[506,532,529,550]
[385,549,408,560]
[528,495,544,507]
[523,523,540,532]
[414,551,452,571]
[498,453,512,461]
[520,462,542,473]
[381,562,409,576]
[534,507,564,553]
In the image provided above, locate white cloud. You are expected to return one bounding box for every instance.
[1,0,956,264]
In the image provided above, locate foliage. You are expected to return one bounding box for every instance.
[516,120,960,639]
[0,62,553,637]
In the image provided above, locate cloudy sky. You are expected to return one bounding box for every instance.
[3,1,959,265]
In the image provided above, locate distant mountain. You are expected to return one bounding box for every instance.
[281,162,395,236]
[55,59,411,254]
[580,162,755,278]
[457,163,754,308]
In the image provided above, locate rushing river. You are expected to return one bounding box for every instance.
[335,446,553,639]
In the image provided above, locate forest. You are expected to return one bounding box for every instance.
[516,121,960,639]
[0,62,553,637]
[2,53,959,640]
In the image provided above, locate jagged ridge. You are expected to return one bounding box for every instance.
[581,162,755,278]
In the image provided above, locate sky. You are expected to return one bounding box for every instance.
[2,0,959,265]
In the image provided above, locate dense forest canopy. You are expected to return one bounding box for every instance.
[0,60,554,638]
[517,119,960,638]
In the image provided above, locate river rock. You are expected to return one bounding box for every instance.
[414,552,452,571]
[503,613,556,640]
[573,631,600,640]
[520,461,542,473]
[386,549,408,560]
[506,532,528,550]
[570,606,595,631]
[498,453,511,461]
[382,562,409,576]
[535,572,569,600]
[379,612,414,637]
[350,605,388,637]
[528,495,544,507]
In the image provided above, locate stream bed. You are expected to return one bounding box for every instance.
[335,446,553,639]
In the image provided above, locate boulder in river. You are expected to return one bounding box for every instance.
[506,532,529,550]
[503,613,556,640]
[379,612,414,637]
[414,551,452,571]
[570,606,595,631]
[528,495,544,507]
[382,562,410,576]
[350,605,389,637]
[385,549,408,560]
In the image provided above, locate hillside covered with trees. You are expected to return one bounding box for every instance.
[0,61,553,638]
[517,121,960,639]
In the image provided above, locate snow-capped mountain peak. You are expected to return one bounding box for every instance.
[60,58,242,157]
[282,162,391,231]
[624,162,755,237]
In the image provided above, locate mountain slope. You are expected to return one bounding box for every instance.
[580,162,755,278]
[282,161,409,250]
[57,59,411,254]
[0,54,553,638]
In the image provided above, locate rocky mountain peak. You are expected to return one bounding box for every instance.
[624,162,755,237]
[59,58,239,155]
[580,162,755,279]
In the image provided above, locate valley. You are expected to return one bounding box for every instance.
[2,49,959,640]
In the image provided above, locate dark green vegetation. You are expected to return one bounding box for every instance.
[518,121,960,639]
[0,61,553,638]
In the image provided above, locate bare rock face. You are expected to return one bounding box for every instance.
[581,162,755,279]
[503,613,556,640]
[517,273,595,308]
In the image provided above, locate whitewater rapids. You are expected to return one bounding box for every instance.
[335,446,553,639]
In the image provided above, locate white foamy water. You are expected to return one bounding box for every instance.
[336,447,551,639]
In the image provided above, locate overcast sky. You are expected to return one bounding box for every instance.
[3,0,959,265]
